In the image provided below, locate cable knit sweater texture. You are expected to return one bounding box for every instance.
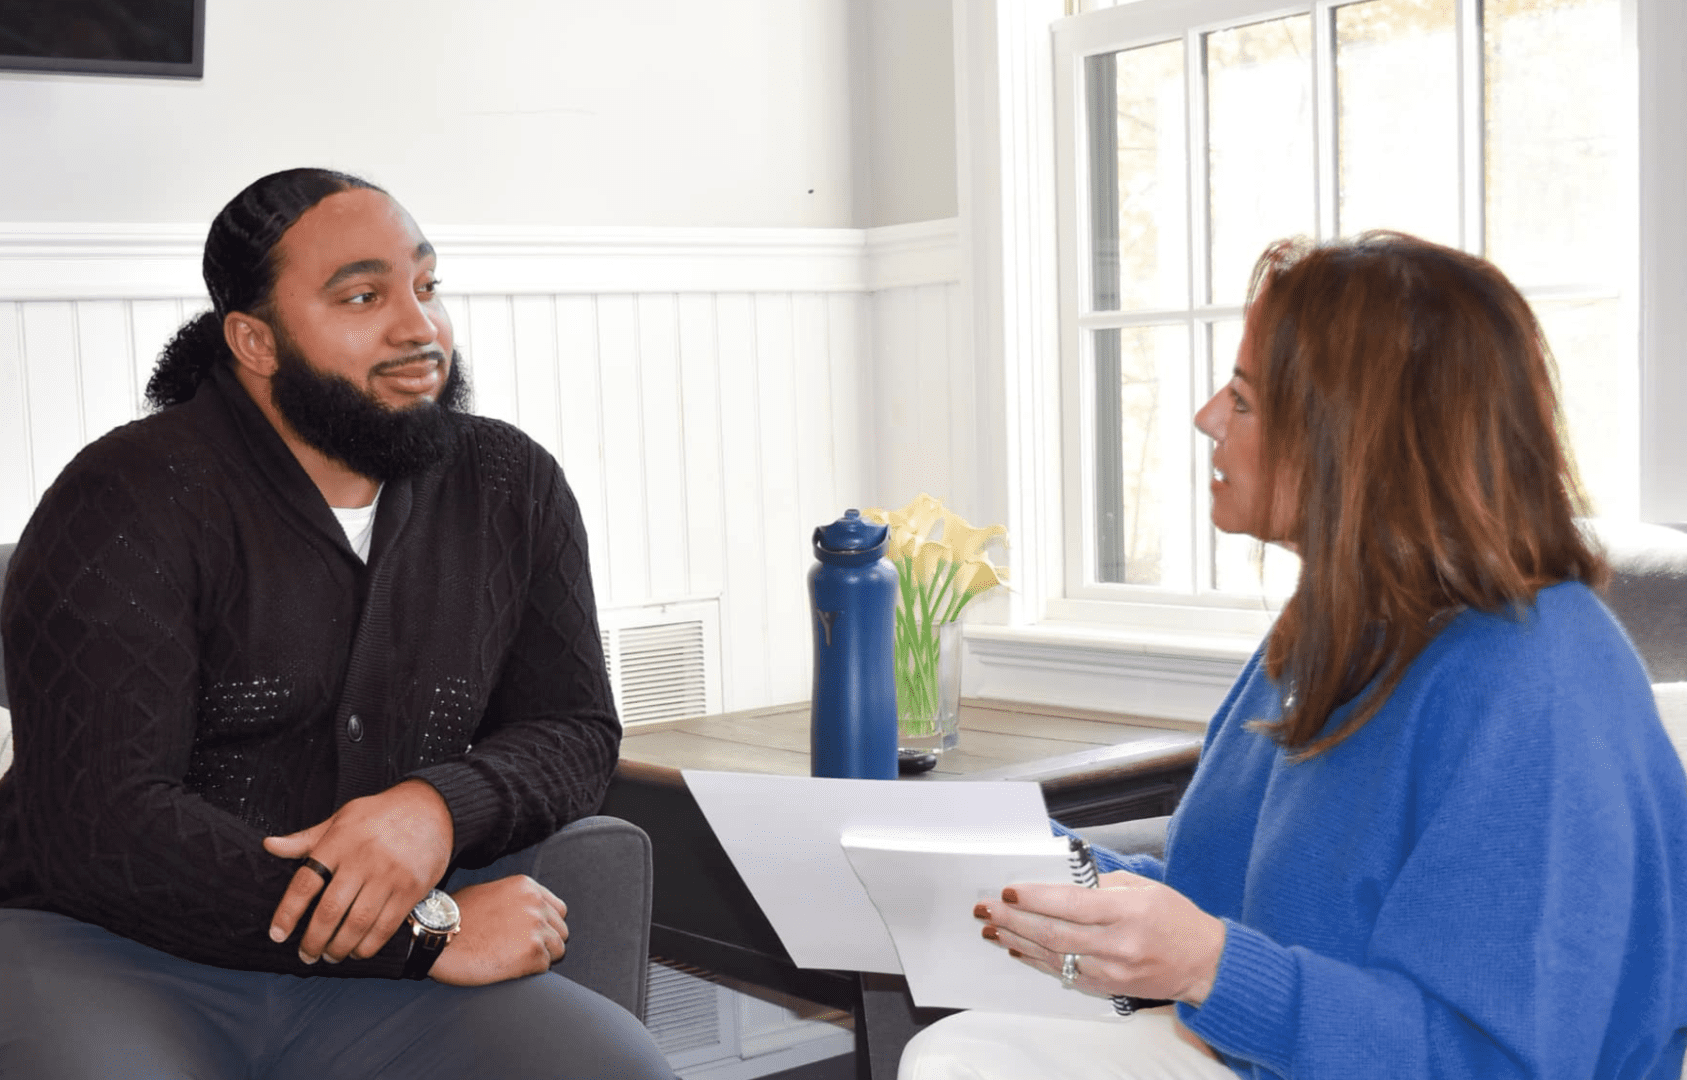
[1091,583,1687,1079]
[0,364,620,978]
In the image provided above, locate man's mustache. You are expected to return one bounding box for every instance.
[371,349,449,375]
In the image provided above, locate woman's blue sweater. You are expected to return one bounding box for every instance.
[1102,582,1687,1078]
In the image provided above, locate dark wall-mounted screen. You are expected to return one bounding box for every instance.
[0,0,205,78]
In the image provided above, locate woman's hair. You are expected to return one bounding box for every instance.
[145,167,384,410]
[1244,231,1606,761]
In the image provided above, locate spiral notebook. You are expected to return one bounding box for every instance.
[839,831,1162,1018]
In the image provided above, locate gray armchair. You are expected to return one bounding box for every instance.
[455,815,655,1020]
[0,540,654,1021]
[1076,519,1687,863]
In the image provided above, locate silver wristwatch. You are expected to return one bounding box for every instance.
[401,888,461,979]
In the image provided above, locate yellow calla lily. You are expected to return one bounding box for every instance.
[861,507,917,561]
[864,495,1008,747]
[937,515,1007,565]
[900,493,947,547]
[910,539,954,589]
[949,558,1006,600]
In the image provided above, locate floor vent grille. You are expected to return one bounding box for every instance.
[644,959,732,1058]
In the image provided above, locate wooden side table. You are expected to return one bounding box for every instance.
[604,699,1203,1080]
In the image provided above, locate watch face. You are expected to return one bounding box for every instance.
[413,889,460,933]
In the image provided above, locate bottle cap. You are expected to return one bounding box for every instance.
[813,509,889,564]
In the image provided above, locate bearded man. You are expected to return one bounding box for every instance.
[0,169,674,1079]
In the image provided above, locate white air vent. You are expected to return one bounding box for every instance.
[598,599,722,727]
[644,957,854,1079]
[645,960,736,1061]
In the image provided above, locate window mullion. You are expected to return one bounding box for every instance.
[1191,318,1216,592]
[1184,27,1211,595]
[1313,1,1339,240]
[1457,0,1485,255]
[1186,28,1211,311]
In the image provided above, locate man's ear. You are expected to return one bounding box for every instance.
[224,311,278,378]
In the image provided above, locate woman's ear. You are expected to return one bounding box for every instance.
[223,311,278,378]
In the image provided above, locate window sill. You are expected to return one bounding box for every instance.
[960,621,1263,725]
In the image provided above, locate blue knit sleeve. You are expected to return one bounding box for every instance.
[1177,591,1687,1079]
[1048,819,1165,881]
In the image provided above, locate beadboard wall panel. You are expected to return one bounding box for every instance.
[867,281,973,521]
[0,288,889,715]
[0,220,956,715]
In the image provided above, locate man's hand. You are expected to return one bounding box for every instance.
[427,875,569,986]
[262,778,454,965]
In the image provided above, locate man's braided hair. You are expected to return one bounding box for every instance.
[145,168,383,410]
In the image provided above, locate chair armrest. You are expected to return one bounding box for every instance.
[1074,814,1172,861]
[532,815,654,1021]
[449,815,654,1021]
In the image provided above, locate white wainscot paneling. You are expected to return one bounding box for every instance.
[0,223,960,719]
[0,290,897,719]
[867,280,974,518]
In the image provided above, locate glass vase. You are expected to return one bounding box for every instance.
[895,618,962,753]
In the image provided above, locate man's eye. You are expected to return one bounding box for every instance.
[1231,390,1249,413]
[418,278,442,297]
[347,291,377,305]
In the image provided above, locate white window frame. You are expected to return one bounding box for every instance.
[953,0,1687,717]
[1049,0,1645,636]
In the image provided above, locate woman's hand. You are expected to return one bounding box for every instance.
[427,875,569,986]
[974,869,1227,1006]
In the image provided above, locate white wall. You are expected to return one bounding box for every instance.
[0,0,979,720]
[850,0,960,228]
[0,0,856,228]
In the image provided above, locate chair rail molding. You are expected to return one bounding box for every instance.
[0,219,963,301]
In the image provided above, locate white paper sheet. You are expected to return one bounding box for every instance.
[682,770,1055,973]
[840,832,1118,1017]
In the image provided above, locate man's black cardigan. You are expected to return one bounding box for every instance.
[0,364,620,977]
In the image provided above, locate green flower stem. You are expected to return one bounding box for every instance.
[893,555,962,737]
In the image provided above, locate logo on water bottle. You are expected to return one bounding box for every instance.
[816,610,838,646]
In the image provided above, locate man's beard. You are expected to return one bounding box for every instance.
[269,327,471,483]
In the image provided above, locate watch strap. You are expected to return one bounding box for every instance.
[402,924,449,980]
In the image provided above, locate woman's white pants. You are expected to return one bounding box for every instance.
[898,1006,1240,1080]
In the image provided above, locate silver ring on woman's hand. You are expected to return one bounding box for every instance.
[300,856,334,887]
[1060,953,1082,987]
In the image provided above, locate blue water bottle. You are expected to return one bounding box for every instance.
[808,510,900,780]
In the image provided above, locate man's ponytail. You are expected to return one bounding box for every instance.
[144,310,230,410]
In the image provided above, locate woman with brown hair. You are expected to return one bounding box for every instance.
[900,232,1687,1078]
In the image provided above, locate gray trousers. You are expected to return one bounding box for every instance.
[0,851,675,1080]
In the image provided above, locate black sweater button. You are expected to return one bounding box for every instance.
[346,714,364,742]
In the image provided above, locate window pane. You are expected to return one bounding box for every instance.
[1206,15,1315,305]
[1204,320,1300,596]
[1533,298,1637,519]
[1095,325,1187,585]
[1087,41,1188,312]
[1484,0,1622,285]
[1334,0,1459,245]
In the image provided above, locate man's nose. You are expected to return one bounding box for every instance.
[388,290,440,347]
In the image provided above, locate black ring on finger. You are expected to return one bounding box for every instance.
[300,856,334,887]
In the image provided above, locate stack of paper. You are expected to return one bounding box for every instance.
[684,770,1121,1019]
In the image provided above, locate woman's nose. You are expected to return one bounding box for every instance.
[1194,392,1225,442]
